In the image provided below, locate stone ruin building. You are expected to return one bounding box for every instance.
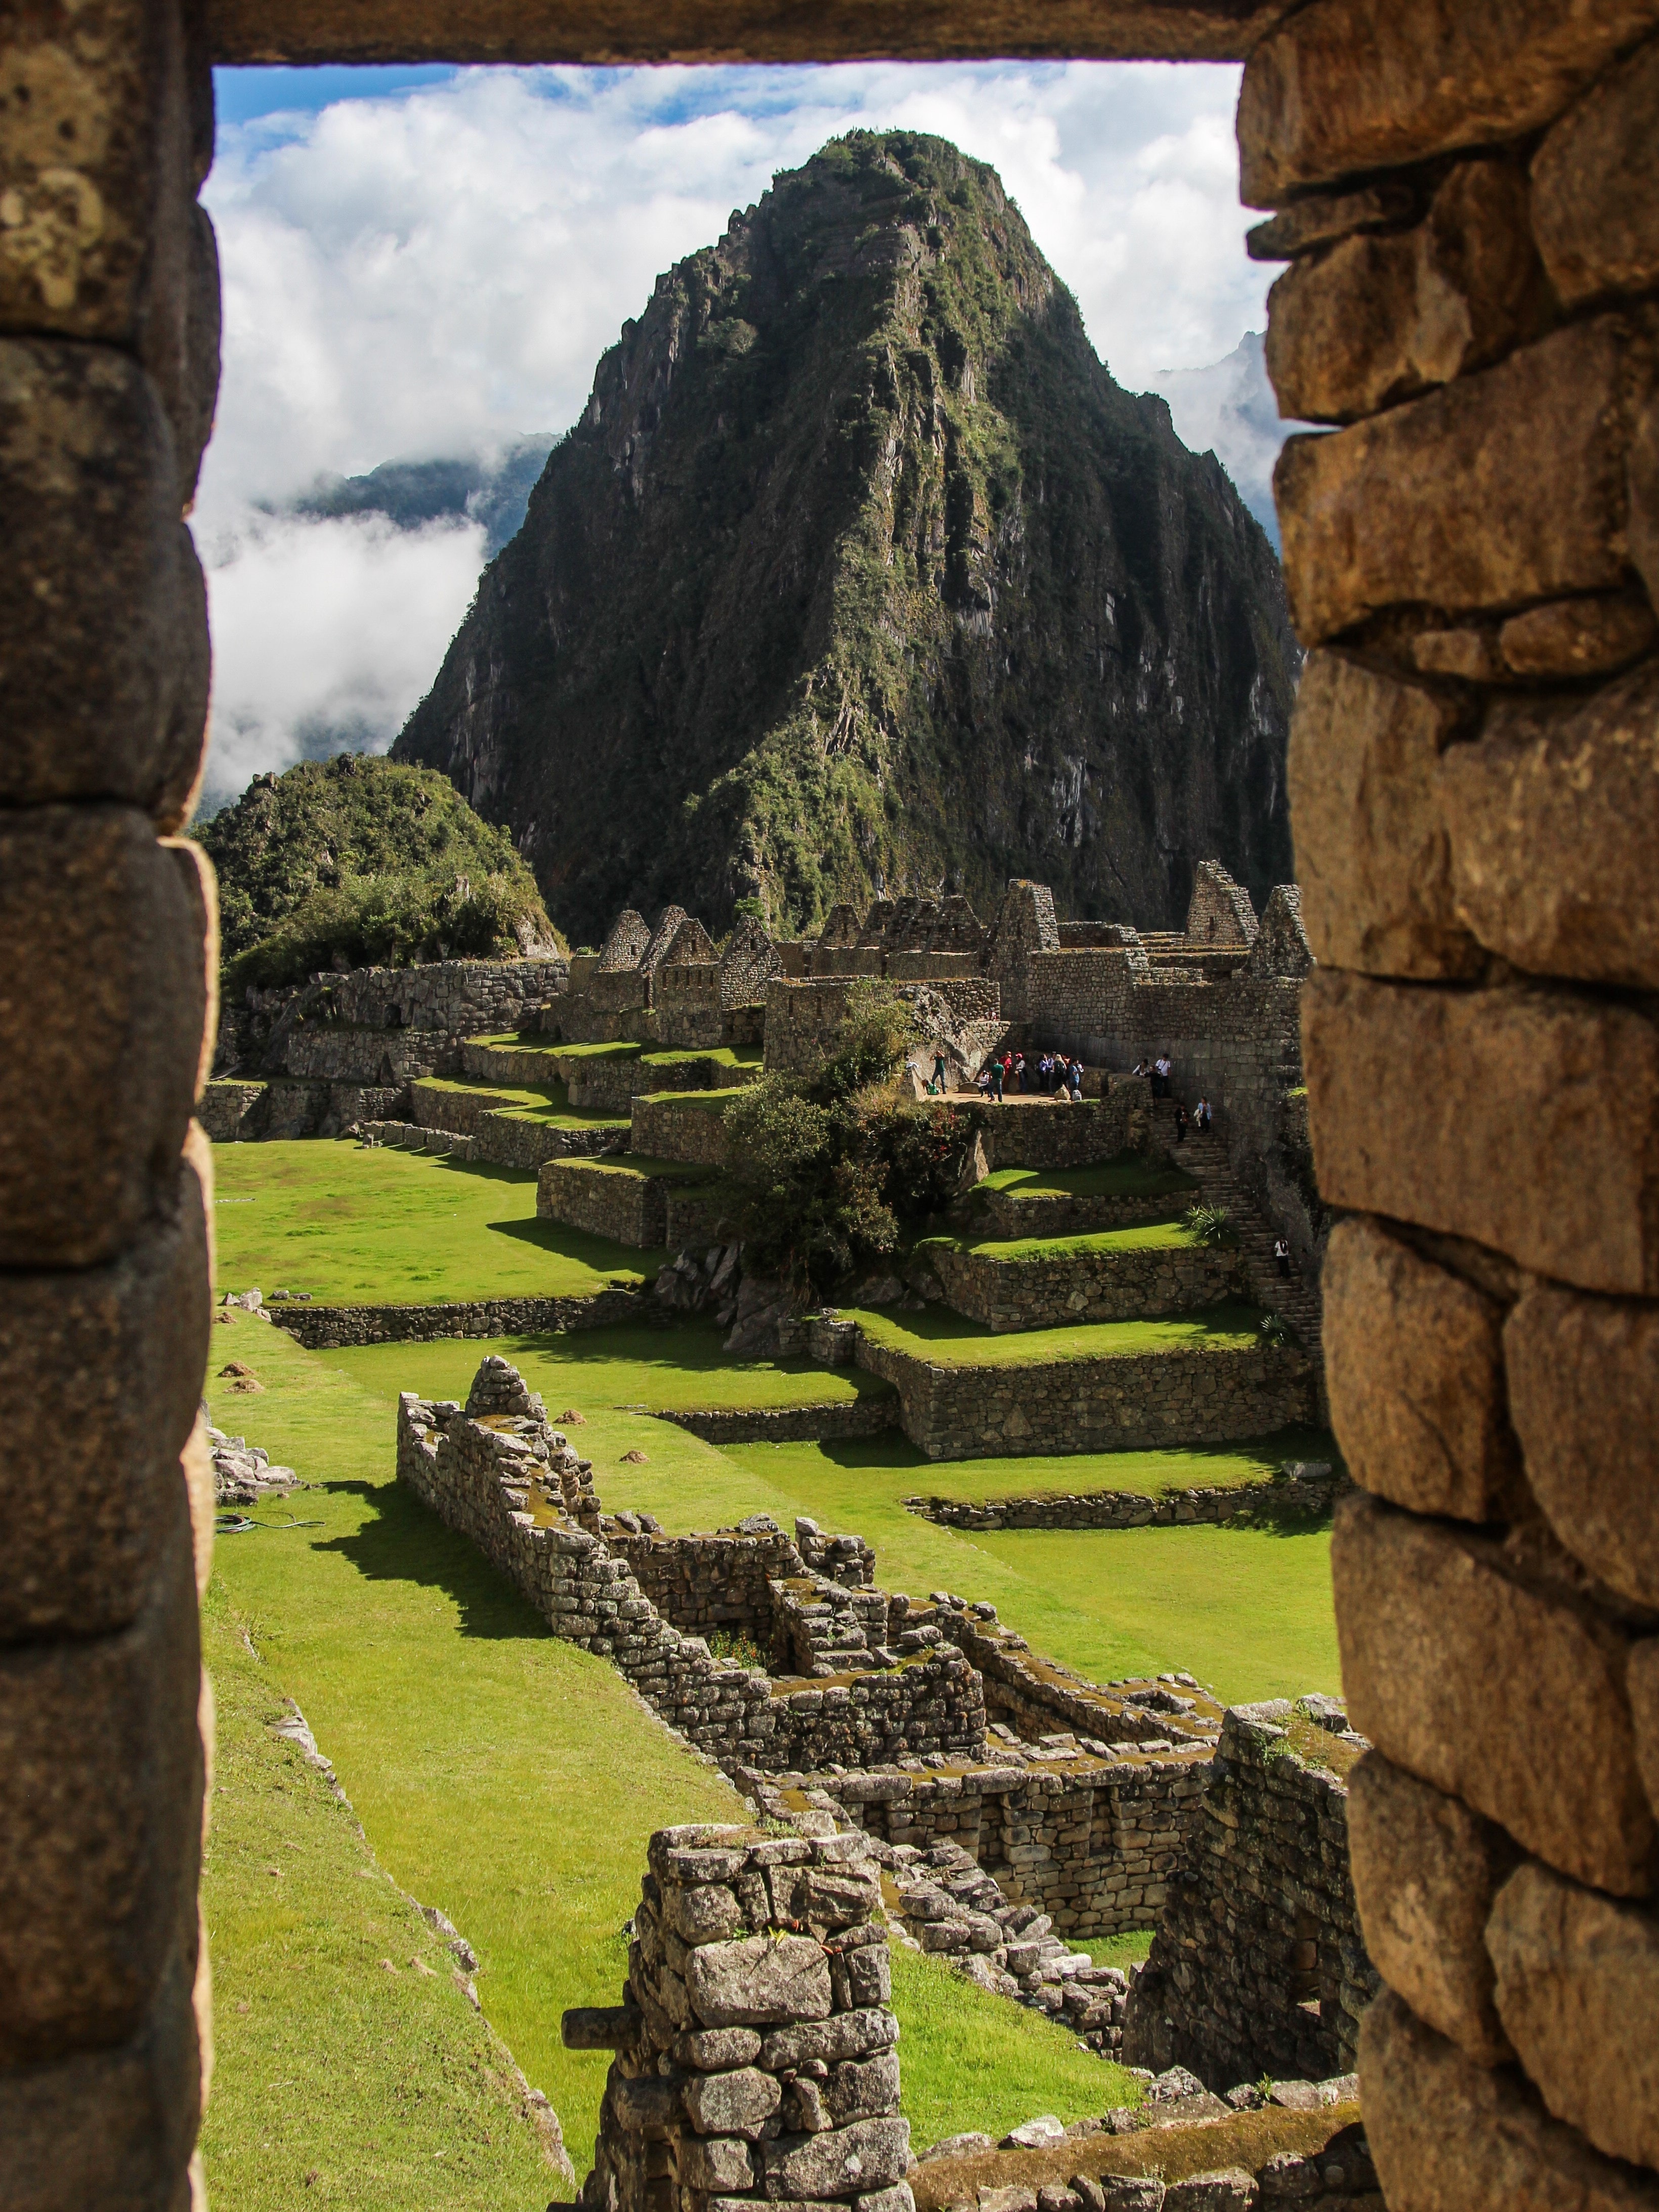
[11,1,1659,2206]
[401,1356,1379,2107]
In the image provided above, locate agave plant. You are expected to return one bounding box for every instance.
[1184,1200,1232,1246]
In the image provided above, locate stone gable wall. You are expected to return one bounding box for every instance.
[1122,1709,1377,2090]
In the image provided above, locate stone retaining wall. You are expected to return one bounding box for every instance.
[200,1079,267,1141]
[539,1158,689,1246]
[855,1333,1317,1461]
[972,1188,1193,1239]
[362,1116,627,1171]
[608,1528,803,1644]
[971,1090,1145,1172]
[908,1465,1343,1533]
[1123,1708,1377,2089]
[653,1399,898,1445]
[565,1822,909,2212]
[663,1185,738,1248]
[932,1239,1245,1331]
[272,1286,654,1348]
[631,1093,734,1168]
[278,1023,470,1084]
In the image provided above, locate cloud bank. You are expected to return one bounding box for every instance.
[197,62,1280,815]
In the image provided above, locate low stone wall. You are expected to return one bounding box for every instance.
[363,1116,627,1170]
[907,1463,1344,1532]
[932,1239,1245,1331]
[397,1387,984,1774]
[938,1607,1223,1755]
[855,1333,1317,1461]
[566,1822,909,2212]
[460,1039,569,1083]
[561,1054,647,1113]
[200,1079,266,1141]
[654,1399,898,1445]
[1122,1707,1378,2089]
[271,1285,654,1347]
[409,1081,522,1135]
[762,1748,1209,1941]
[973,1090,1144,1172]
[972,1188,1193,1239]
[631,1093,733,1168]
[663,1185,738,1248]
[279,1023,469,1084]
[539,1158,690,1246]
[609,1528,804,1643]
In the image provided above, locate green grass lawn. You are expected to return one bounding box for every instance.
[634,1086,748,1110]
[210,1141,668,1303]
[922,1220,1207,1263]
[850,1301,1267,1366]
[412,1073,627,1129]
[203,1315,1143,2184]
[198,1580,560,2209]
[278,1323,1337,1703]
[980,1155,1200,1200]
[470,1033,641,1061]
[638,1045,762,1070]
[554,1154,720,1183]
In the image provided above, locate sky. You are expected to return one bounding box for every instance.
[197,62,1284,815]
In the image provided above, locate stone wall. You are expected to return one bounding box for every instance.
[1122,1707,1377,2090]
[930,1239,1245,1332]
[539,1159,683,1247]
[564,1822,910,2212]
[653,1400,898,1446]
[906,1462,1343,1532]
[271,1286,654,1348]
[631,1094,733,1168]
[608,1528,803,1644]
[973,1188,1192,1239]
[396,1383,985,1775]
[855,1332,1317,1461]
[972,1089,1146,1172]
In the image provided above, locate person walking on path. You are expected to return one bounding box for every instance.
[1173,1102,1189,1144]
[991,1055,1005,1101]
[1067,1056,1083,1101]
[1153,1052,1173,1100]
[1196,1096,1213,1134]
[1274,1236,1291,1279]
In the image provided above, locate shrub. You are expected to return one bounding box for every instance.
[224,864,556,992]
[719,989,974,1295]
[706,1629,768,1671]
[1184,1201,1232,1246]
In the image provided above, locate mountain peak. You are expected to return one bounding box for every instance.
[394,132,1299,943]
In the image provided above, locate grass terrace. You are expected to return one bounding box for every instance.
[555,1153,720,1182]
[637,1044,762,1071]
[410,1073,628,1128]
[633,1085,750,1110]
[848,1301,1269,1366]
[469,1032,641,1060]
[979,1154,1200,1201]
[921,1220,1211,1264]
[211,1141,668,1302]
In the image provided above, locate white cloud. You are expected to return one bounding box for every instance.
[200,511,486,812]
[196,62,1278,814]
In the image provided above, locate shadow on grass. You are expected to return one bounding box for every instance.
[486,1215,659,1267]
[313,1478,550,1641]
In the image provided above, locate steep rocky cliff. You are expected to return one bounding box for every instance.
[395,131,1300,943]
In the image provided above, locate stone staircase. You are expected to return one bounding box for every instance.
[1150,1096,1324,1371]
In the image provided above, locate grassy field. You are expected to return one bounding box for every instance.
[286,1324,1338,1700]
[203,1315,1144,2189]
[980,1157,1199,1200]
[922,1221,1207,1262]
[211,1142,668,1302]
[849,1301,1268,1365]
[411,1073,627,1129]
[198,1580,560,2209]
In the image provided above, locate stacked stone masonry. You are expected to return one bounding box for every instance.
[565,1822,912,2212]
[1248,8,1659,2207]
[929,1238,1246,1332]
[0,0,222,2198]
[1122,1707,1378,2090]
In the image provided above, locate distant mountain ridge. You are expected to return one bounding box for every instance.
[394,131,1302,943]
[284,435,560,557]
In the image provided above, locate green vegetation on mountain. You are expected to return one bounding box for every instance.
[199,752,563,985]
[396,130,1299,942]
